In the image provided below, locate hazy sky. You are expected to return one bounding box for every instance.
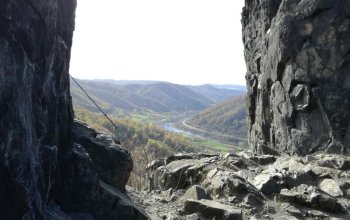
[70,0,246,85]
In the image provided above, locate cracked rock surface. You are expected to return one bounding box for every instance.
[0,1,147,219]
[242,0,350,155]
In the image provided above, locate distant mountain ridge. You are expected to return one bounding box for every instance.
[208,84,247,91]
[91,79,162,85]
[187,84,246,103]
[71,79,245,113]
[81,79,247,90]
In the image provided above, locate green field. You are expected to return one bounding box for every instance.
[126,111,246,154]
[192,138,241,153]
[128,113,152,124]
[127,111,194,125]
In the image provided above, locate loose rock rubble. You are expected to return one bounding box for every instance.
[129,152,350,219]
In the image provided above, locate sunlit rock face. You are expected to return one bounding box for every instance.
[242,0,350,156]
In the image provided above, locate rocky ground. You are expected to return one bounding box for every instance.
[127,152,350,220]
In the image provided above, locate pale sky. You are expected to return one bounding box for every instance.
[70,0,246,85]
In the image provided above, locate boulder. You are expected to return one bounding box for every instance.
[310,166,341,179]
[183,199,242,220]
[307,210,329,219]
[57,140,149,220]
[249,155,277,165]
[316,155,350,170]
[252,157,317,194]
[278,184,345,213]
[181,185,212,201]
[319,179,343,197]
[224,157,248,170]
[147,158,166,171]
[282,204,303,218]
[205,168,249,197]
[243,193,263,207]
[251,173,280,195]
[152,159,206,190]
[205,168,227,196]
[275,158,315,185]
[341,182,350,198]
[165,154,194,164]
[98,181,149,220]
[73,120,133,192]
[224,153,259,170]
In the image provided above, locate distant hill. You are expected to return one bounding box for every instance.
[91,79,162,85]
[209,84,247,91]
[71,80,215,113]
[187,95,247,138]
[71,86,116,113]
[187,84,246,103]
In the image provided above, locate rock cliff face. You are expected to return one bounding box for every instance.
[0,1,147,219]
[242,0,350,155]
[0,0,76,218]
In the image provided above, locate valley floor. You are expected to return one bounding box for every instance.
[127,111,245,153]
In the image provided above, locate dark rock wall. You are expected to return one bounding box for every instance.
[242,0,350,155]
[0,0,76,218]
[0,1,147,219]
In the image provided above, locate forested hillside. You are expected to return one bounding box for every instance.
[186,84,246,102]
[188,95,247,139]
[71,80,212,113]
[70,79,246,113]
[74,107,200,189]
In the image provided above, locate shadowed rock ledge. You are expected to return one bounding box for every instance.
[0,1,147,219]
[242,0,350,155]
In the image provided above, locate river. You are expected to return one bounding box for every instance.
[161,123,202,138]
